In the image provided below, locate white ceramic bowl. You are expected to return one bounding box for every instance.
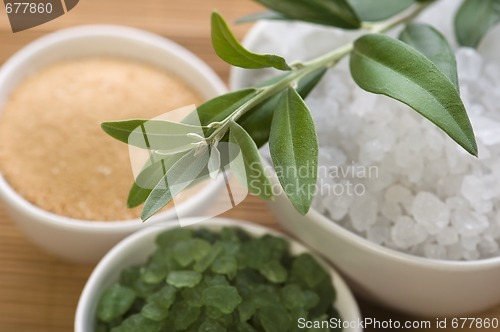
[0,25,226,263]
[75,218,362,332]
[230,22,500,317]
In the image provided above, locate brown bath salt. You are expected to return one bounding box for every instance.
[0,57,203,221]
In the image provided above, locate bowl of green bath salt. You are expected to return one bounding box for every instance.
[75,218,361,332]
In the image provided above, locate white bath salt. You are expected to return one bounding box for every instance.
[424,243,447,260]
[391,216,428,250]
[436,227,459,246]
[367,222,391,246]
[412,192,450,235]
[248,0,500,260]
[348,195,378,232]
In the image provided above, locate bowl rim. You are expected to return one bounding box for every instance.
[230,21,500,270]
[75,217,362,332]
[0,24,227,231]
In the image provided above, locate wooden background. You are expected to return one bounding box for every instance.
[0,1,499,331]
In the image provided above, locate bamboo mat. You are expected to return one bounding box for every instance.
[0,1,499,331]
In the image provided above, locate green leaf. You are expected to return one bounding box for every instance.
[101,119,202,152]
[253,0,360,29]
[239,68,326,148]
[127,164,164,209]
[202,285,243,314]
[208,144,221,179]
[269,88,318,215]
[400,23,459,90]
[236,11,286,24]
[127,182,152,209]
[347,0,415,22]
[455,0,500,48]
[350,34,477,156]
[229,121,273,200]
[184,89,258,128]
[127,152,188,208]
[211,12,291,70]
[101,119,146,143]
[166,271,203,288]
[141,149,210,221]
[97,284,136,323]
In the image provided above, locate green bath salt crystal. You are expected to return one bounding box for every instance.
[95,227,342,331]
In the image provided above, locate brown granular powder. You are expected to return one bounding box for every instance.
[0,57,203,221]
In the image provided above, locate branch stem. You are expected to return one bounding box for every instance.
[206,0,435,144]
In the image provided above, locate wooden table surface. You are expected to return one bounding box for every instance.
[0,1,499,331]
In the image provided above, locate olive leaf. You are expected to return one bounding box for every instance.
[455,0,500,48]
[183,88,258,128]
[142,148,210,221]
[127,152,189,208]
[239,68,326,147]
[207,143,221,179]
[269,88,318,215]
[229,121,273,200]
[211,12,291,70]
[236,11,286,24]
[101,119,148,143]
[347,0,415,22]
[399,23,459,90]
[101,119,203,151]
[128,182,152,209]
[253,0,361,29]
[350,33,477,156]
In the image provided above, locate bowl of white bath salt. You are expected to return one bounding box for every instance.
[231,0,500,317]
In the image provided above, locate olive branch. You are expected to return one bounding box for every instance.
[102,0,500,221]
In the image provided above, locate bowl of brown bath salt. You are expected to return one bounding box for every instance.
[0,25,226,263]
